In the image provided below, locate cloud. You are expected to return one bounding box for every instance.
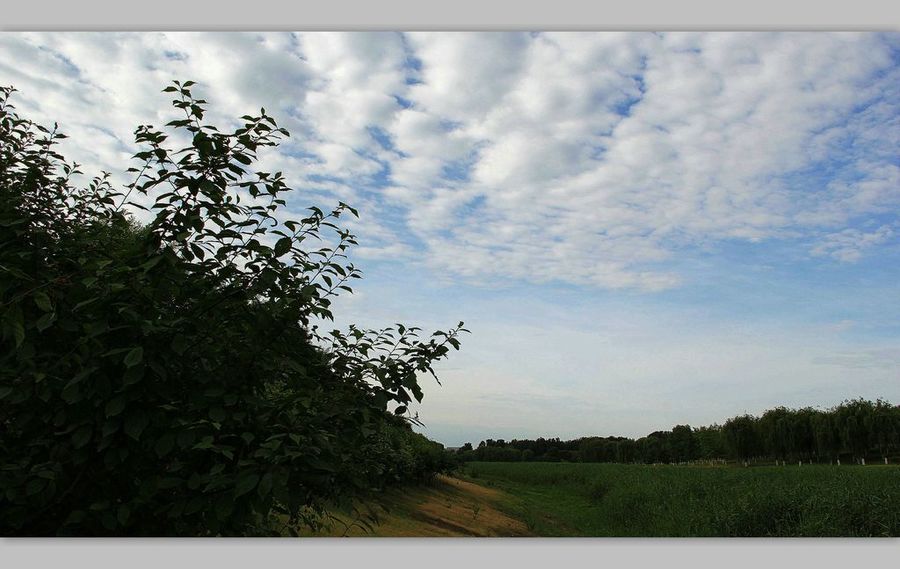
[812,348,900,370]
[810,225,894,262]
[381,32,900,290]
[1,32,898,291]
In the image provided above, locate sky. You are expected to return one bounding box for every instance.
[2,31,899,446]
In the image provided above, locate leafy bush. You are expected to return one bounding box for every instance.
[0,82,465,536]
[365,418,455,485]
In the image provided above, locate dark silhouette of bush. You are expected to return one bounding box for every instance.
[0,82,465,536]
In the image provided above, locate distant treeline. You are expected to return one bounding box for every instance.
[455,398,900,465]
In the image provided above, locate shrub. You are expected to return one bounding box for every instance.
[0,82,465,536]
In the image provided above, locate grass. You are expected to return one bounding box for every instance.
[461,462,900,537]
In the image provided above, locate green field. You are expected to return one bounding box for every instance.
[462,462,900,537]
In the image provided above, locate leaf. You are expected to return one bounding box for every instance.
[257,472,273,498]
[26,478,46,496]
[102,419,120,437]
[234,472,260,498]
[36,312,55,331]
[105,396,126,417]
[158,477,182,489]
[184,497,205,516]
[124,411,149,441]
[193,436,214,450]
[140,255,164,272]
[89,500,110,512]
[60,382,81,404]
[34,291,52,312]
[123,364,145,386]
[171,335,190,356]
[72,297,99,311]
[190,242,205,260]
[12,321,25,348]
[124,347,143,368]
[72,425,92,449]
[117,505,131,526]
[208,407,226,423]
[0,386,13,400]
[215,495,234,521]
[155,433,175,458]
[274,237,292,257]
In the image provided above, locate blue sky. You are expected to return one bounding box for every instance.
[2,31,898,446]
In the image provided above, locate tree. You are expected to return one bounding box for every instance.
[835,399,874,462]
[0,82,465,536]
[758,407,790,461]
[670,424,699,462]
[723,415,759,463]
[695,424,728,460]
[810,410,838,462]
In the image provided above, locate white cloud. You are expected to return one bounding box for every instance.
[810,225,894,262]
[812,348,900,370]
[384,32,899,290]
[1,31,898,290]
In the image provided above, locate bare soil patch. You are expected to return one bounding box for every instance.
[304,475,531,537]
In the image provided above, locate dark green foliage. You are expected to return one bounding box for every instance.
[722,414,760,462]
[369,418,456,484]
[0,82,465,536]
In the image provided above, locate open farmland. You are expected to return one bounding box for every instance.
[459,462,900,537]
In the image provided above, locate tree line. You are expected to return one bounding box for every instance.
[455,398,900,466]
[0,82,461,536]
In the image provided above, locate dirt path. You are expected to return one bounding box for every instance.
[304,475,531,537]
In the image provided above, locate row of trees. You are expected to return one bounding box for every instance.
[0,82,462,536]
[456,399,900,465]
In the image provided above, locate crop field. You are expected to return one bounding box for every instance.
[461,462,900,537]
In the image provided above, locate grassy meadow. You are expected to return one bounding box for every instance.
[461,462,900,537]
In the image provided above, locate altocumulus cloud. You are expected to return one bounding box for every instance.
[1,32,898,290]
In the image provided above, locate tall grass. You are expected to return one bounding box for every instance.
[464,462,900,536]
